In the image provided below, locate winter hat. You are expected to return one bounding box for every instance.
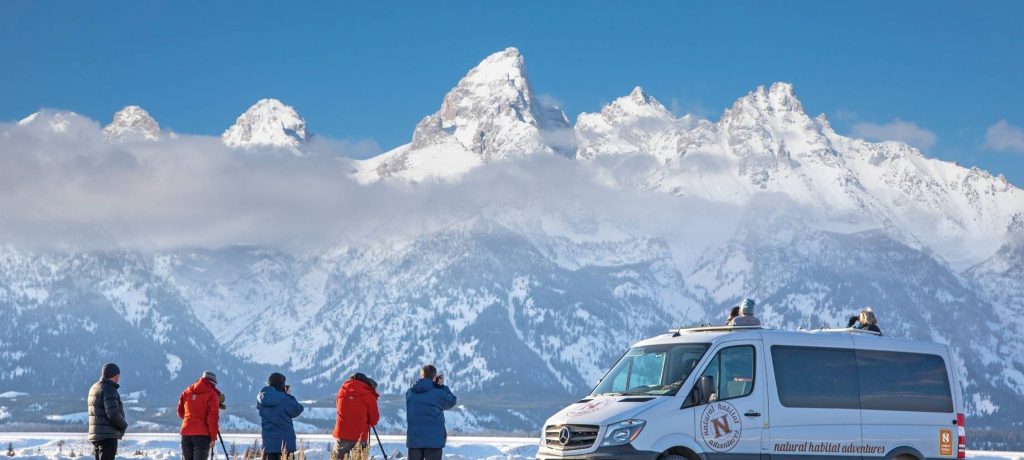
[268,373,286,391]
[201,371,218,385]
[101,363,120,379]
[739,298,756,315]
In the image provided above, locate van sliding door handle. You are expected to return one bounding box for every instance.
[744,410,761,417]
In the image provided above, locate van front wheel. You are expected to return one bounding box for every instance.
[660,453,698,460]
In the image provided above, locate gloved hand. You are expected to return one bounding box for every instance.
[219,393,226,410]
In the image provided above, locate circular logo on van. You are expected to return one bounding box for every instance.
[700,401,742,452]
[558,427,572,446]
[566,398,613,416]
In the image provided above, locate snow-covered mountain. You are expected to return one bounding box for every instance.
[0,245,264,397]
[581,82,1024,269]
[103,105,161,142]
[3,47,1024,446]
[356,48,572,182]
[222,99,307,151]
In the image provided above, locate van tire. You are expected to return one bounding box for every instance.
[893,455,918,460]
[660,453,698,460]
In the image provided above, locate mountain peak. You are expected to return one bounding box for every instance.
[727,81,805,118]
[767,82,802,112]
[407,47,569,161]
[16,110,96,134]
[222,99,307,151]
[460,47,526,86]
[103,105,161,142]
[629,86,654,105]
[574,86,681,160]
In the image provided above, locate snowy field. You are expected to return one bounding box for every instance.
[0,433,538,460]
[0,434,1019,460]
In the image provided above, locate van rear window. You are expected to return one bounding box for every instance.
[771,346,860,409]
[856,349,954,413]
[770,345,954,413]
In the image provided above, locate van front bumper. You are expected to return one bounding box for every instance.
[537,444,660,460]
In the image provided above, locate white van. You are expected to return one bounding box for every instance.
[538,326,965,460]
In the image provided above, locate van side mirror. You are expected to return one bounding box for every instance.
[697,375,717,405]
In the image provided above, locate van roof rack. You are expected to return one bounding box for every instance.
[805,327,882,336]
[670,325,764,336]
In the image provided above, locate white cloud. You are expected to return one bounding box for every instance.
[984,120,1024,154]
[0,110,744,253]
[850,118,938,150]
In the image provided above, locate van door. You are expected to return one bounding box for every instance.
[853,336,959,459]
[763,334,863,460]
[692,339,766,460]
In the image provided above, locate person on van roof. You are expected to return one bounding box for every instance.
[847,307,881,333]
[729,298,761,326]
[725,306,740,325]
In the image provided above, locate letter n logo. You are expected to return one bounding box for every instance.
[712,415,732,438]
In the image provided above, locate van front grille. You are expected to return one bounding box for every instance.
[544,424,600,451]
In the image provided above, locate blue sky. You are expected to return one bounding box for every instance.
[2,1,1023,182]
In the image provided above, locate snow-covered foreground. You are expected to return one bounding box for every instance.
[0,434,1019,460]
[0,433,539,460]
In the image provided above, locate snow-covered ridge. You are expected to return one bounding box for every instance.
[578,82,1024,268]
[222,98,307,151]
[103,105,161,142]
[576,86,695,162]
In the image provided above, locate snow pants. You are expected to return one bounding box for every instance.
[181,435,211,460]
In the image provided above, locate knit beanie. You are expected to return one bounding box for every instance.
[739,298,756,315]
[201,371,218,385]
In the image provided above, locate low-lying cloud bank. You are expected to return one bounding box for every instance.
[0,115,749,255]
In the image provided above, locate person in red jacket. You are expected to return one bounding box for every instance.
[177,371,221,460]
[331,373,380,460]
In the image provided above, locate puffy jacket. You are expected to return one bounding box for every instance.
[177,378,220,441]
[333,378,380,442]
[730,315,761,326]
[88,379,128,441]
[405,378,456,449]
[257,386,304,453]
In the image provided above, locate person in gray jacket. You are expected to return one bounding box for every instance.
[88,363,128,460]
[728,298,762,326]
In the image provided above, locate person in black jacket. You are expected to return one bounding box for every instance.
[88,363,128,460]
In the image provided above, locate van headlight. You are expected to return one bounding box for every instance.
[601,419,646,446]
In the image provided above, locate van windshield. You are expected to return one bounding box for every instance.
[592,343,710,397]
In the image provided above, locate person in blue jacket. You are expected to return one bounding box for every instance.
[405,364,457,460]
[257,373,305,459]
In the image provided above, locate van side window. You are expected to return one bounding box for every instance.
[856,350,954,413]
[698,345,755,401]
[771,346,860,409]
